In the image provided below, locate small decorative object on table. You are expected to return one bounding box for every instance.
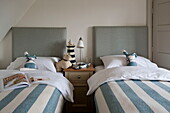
[72,63,91,70]
[56,53,72,72]
[67,39,76,65]
[123,50,137,66]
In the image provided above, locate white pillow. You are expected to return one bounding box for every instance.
[100,55,158,69]
[100,55,127,69]
[95,65,104,72]
[135,56,158,68]
[7,57,60,72]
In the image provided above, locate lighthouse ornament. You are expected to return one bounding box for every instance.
[67,40,76,65]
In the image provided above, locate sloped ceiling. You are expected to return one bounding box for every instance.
[0,0,36,42]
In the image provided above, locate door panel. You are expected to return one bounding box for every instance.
[157,2,170,25]
[153,0,170,69]
[158,31,170,53]
[157,54,170,68]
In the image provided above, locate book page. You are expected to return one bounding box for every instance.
[3,73,28,89]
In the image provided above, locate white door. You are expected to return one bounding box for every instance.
[153,0,170,69]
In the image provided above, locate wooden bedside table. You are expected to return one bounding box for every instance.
[64,65,95,113]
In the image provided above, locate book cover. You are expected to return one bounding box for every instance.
[2,73,29,90]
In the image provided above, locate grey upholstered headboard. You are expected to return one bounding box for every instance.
[12,27,66,60]
[93,26,148,66]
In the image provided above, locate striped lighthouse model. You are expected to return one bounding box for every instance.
[67,40,76,65]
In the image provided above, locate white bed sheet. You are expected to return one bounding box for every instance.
[88,66,170,95]
[95,65,104,72]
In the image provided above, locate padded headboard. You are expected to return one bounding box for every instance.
[12,27,66,60]
[93,26,148,66]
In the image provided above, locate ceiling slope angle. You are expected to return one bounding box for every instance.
[0,0,36,42]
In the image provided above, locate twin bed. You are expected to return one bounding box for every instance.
[0,26,170,113]
[0,27,73,113]
[87,26,170,113]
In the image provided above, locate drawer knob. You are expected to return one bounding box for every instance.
[77,75,81,79]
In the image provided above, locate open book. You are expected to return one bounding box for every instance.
[0,73,50,91]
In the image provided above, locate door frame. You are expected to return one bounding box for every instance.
[147,0,153,60]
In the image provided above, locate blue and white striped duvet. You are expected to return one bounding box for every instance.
[0,84,64,113]
[94,80,170,113]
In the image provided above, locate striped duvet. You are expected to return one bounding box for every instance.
[94,80,170,113]
[0,84,64,113]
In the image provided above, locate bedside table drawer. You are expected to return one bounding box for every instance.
[64,65,95,113]
[67,72,90,81]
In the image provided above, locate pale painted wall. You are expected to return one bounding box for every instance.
[0,0,147,68]
[0,0,36,42]
[0,0,36,68]
[0,30,12,68]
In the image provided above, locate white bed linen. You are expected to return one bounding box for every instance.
[7,57,60,72]
[87,66,170,95]
[100,55,158,69]
[0,70,74,102]
[95,65,104,72]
